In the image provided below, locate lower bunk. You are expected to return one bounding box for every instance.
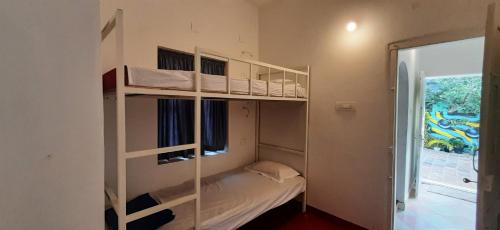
[106,161,305,230]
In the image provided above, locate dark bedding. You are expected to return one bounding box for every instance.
[105,193,175,230]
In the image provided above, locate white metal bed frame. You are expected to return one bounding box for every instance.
[102,9,310,230]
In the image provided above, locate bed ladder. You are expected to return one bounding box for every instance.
[102,9,202,230]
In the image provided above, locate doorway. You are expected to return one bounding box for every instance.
[394,37,484,230]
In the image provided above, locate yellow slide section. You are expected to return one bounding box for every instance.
[426,112,438,124]
[436,111,444,120]
[426,139,453,149]
[431,127,454,139]
[454,129,472,142]
[466,122,480,128]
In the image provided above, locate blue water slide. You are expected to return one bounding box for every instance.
[441,111,480,122]
[427,117,477,147]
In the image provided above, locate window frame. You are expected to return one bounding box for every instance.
[156,47,229,165]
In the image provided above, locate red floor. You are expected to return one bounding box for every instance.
[239,201,366,230]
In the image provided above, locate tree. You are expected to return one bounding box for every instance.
[425,76,482,114]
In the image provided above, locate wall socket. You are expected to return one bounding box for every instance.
[335,101,357,111]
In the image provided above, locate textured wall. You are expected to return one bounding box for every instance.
[259,0,493,229]
[0,1,103,229]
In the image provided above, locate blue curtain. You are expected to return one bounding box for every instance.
[158,48,226,74]
[157,99,194,159]
[202,101,227,151]
[157,49,227,161]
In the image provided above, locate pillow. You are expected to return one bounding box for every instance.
[245,161,300,183]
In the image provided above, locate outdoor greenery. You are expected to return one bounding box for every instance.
[424,75,481,154]
[425,76,482,114]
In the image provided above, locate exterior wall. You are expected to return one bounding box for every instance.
[416,37,485,77]
[258,0,493,229]
[0,1,103,229]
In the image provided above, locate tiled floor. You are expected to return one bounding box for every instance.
[395,183,476,230]
[420,149,478,191]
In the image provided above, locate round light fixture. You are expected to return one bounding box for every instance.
[346,21,357,32]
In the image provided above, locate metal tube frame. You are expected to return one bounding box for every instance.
[102,9,311,229]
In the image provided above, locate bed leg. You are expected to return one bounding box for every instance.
[302,193,307,213]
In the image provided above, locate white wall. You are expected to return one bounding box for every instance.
[416,37,485,77]
[258,0,493,229]
[101,0,261,200]
[101,0,259,72]
[0,1,103,230]
[258,101,307,174]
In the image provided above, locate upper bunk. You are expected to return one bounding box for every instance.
[103,47,309,102]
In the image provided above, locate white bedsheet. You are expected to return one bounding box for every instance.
[127,67,307,97]
[150,169,305,230]
[230,78,268,95]
[127,67,227,92]
[269,82,307,97]
[127,67,194,90]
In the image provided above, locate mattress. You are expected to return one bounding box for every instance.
[127,67,227,93]
[150,168,305,230]
[103,67,307,98]
[230,78,268,95]
[269,81,307,97]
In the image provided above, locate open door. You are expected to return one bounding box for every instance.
[395,61,410,210]
[477,3,500,230]
[409,71,426,199]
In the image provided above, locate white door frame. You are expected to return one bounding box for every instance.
[387,28,484,230]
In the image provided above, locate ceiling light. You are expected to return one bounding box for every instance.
[346,21,357,32]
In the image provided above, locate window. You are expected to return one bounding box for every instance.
[157,48,228,164]
[157,99,228,164]
[157,48,226,74]
[201,100,228,155]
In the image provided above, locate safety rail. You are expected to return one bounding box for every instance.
[196,47,309,101]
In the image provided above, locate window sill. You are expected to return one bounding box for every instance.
[203,150,226,156]
[158,151,227,165]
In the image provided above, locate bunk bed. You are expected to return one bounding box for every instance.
[102,9,310,230]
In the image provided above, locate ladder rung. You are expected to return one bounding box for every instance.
[126,194,197,223]
[125,144,198,159]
